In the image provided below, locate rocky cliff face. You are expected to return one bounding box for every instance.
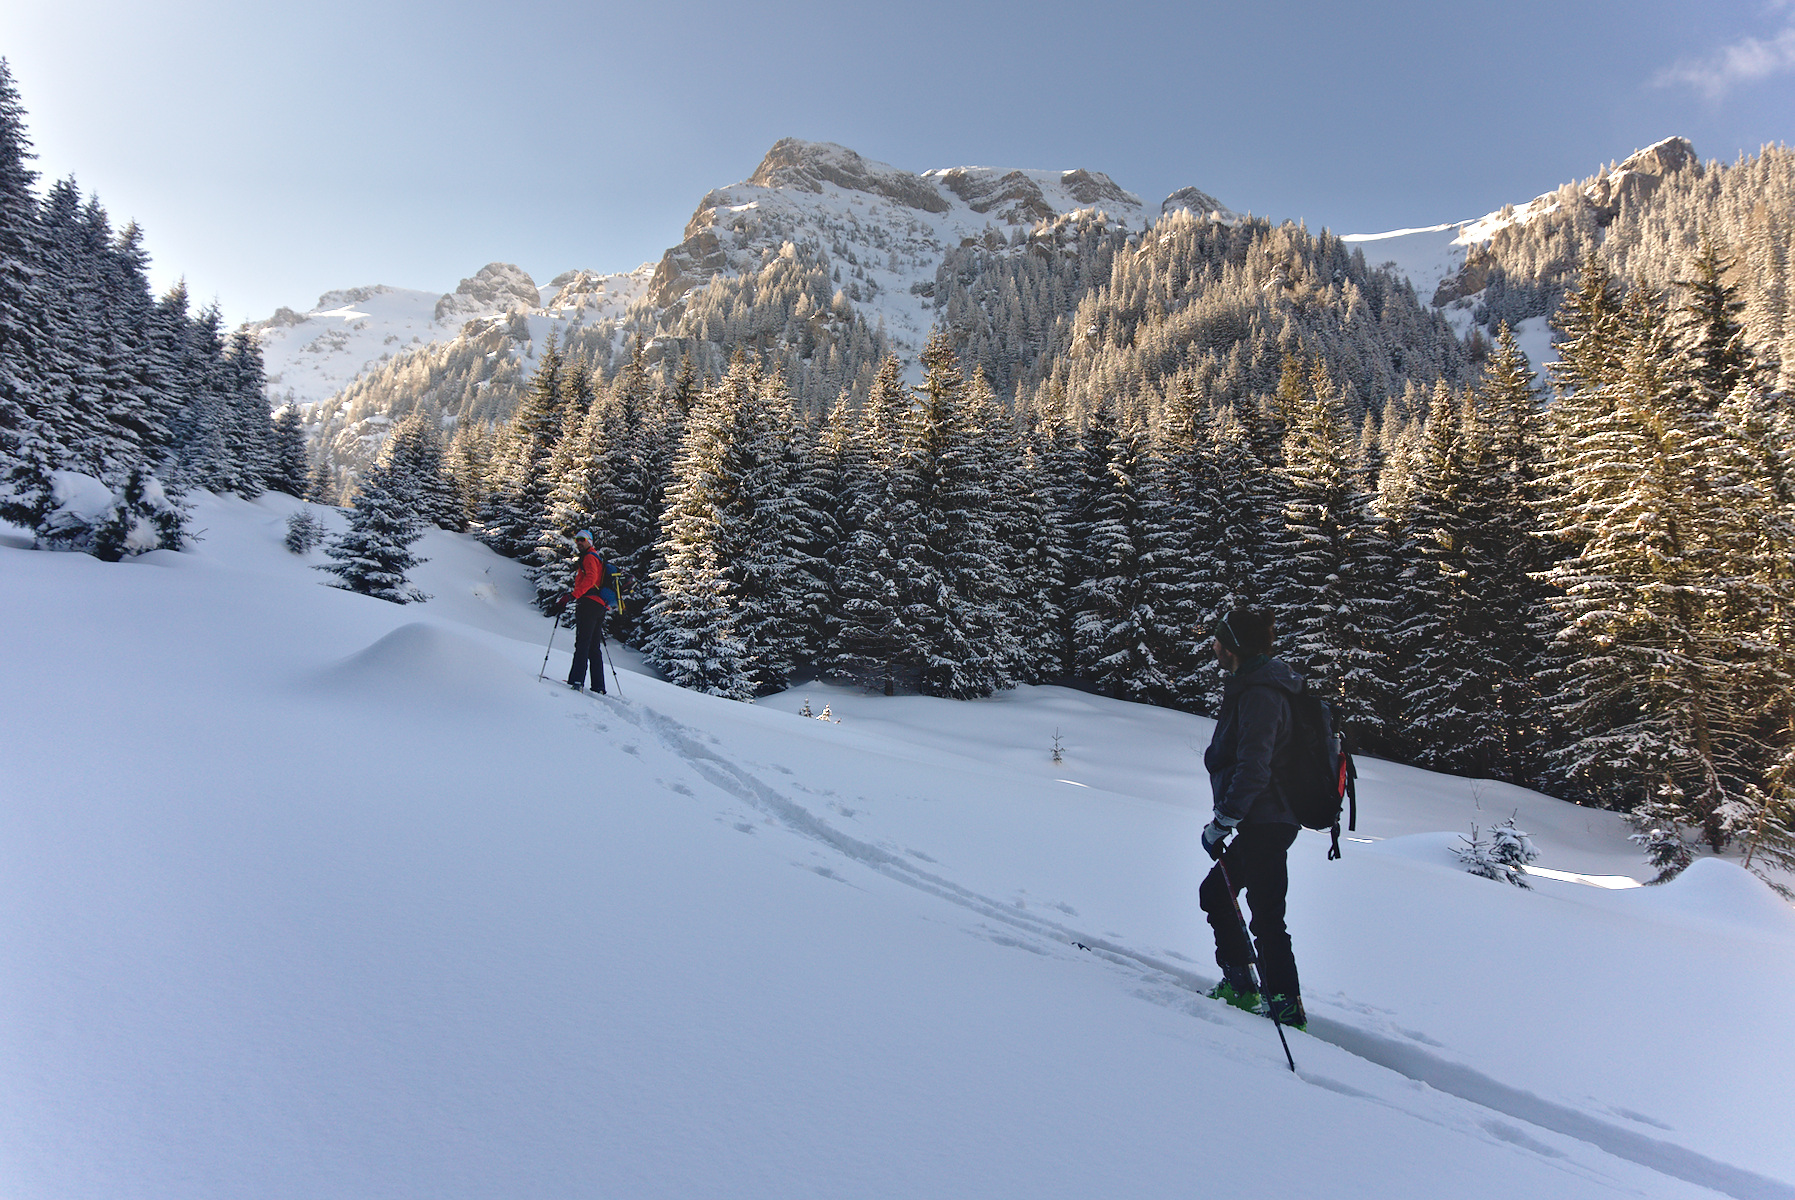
[642,139,1186,341]
[433,262,544,323]
[748,138,952,213]
[260,136,1239,441]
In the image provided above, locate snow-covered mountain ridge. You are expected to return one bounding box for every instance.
[1343,138,1698,305]
[255,263,653,412]
[1335,136,1699,367]
[256,134,1698,420]
[253,138,1239,412]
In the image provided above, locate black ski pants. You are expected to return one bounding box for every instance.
[1199,822,1300,1000]
[568,597,608,692]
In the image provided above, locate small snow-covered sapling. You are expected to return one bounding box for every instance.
[1457,815,1538,888]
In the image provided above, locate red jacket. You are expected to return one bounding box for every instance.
[570,550,606,606]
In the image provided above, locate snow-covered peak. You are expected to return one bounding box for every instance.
[1342,135,1699,341]
[748,138,953,214]
[926,164,1147,225]
[253,137,1234,407]
[432,262,542,324]
[645,138,1196,347]
[1160,184,1241,223]
[1457,136,1697,246]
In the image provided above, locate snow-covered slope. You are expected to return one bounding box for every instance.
[255,263,652,412]
[3,499,1791,1199]
[1338,136,1698,369]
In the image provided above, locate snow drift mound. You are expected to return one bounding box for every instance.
[1625,858,1795,940]
[314,622,538,709]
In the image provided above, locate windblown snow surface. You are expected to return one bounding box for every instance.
[3,495,1792,1200]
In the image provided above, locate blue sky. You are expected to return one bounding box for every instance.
[6,0,1793,324]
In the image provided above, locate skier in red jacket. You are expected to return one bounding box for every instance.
[564,530,608,694]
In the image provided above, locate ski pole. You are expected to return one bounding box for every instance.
[599,630,624,698]
[537,609,560,681]
[1217,856,1296,1073]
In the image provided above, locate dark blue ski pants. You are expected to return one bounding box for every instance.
[568,597,608,692]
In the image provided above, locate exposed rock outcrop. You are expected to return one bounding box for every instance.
[1059,168,1136,209]
[748,138,951,214]
[433,263,540,323]
[1584,136,1698,221]
[1161,186,1234,220]
[936,169,1057,224]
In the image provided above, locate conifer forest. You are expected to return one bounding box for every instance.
[3,60,1792,887]
[0,64,298,559]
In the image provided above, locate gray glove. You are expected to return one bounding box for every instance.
[1202,816,1237,861]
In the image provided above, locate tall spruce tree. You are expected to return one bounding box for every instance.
[643,352,762,698]
[1272,359,1396,746]
[1538,285,1763,856]
[893,332,1018,698]
[823,355,912,692]
[1071,402,1181,702]
[479,334,566,560]
[0,58,40,510]
[1676,236,1758,408]
[1151,376,1225,709]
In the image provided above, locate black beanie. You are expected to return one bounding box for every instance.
[1212,608,1274,655]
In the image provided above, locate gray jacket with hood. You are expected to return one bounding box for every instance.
[1204,656,1304,827]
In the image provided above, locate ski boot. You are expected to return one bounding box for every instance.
[1206,964,1261,1014]
[1266,993,1307,1031]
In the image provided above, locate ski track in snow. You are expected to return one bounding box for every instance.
[589,688,1793,1200]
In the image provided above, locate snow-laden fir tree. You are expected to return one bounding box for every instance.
[1271,357,1396,748]
[442,419,494,532]
[1070,400,1180,703]
[1390,329,1548,782]
[319,456,430,604]
[531,353,613,615]
[642,352,763,699]
[478,333,567,560]
[581,342,674,638]
[891,332,1019,698]
[1150,375,1226,709]
[284,506,325,555]
[1457,817,1538,887]
[962,366,1045,687]
[1474,326,1554,780]
[0,58,40,504]
[268,405,310,498]
[1189,400,1282,713]
[618,353,698,634]
[1674,236,1761,409]
[1537,282,1765,857]
[1009,416,1073,684]
[727,366,832,691]
[1392,383,1492,771]
[822,355,912,692]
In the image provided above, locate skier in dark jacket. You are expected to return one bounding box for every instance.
[563,530,608,694]
[1199,607,1307,1029]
